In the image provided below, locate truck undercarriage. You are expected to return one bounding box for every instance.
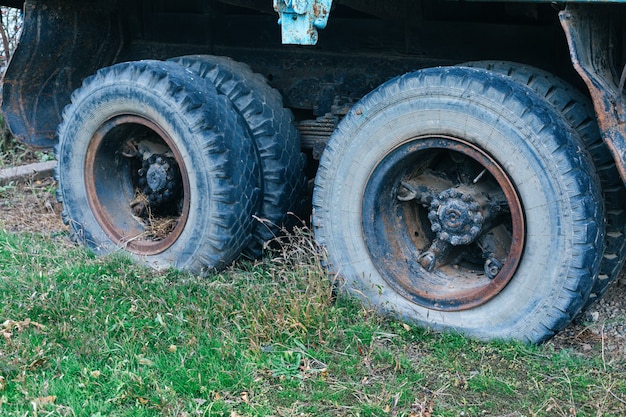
[3,0,626,342]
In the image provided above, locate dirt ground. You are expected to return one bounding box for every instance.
[1,175,625,359]
[0,177,68,235]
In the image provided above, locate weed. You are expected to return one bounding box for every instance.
[0,116,54,168]
[0,181,16,198]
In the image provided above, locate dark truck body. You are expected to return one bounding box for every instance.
[2,1,614,149]
[3,0,626,342]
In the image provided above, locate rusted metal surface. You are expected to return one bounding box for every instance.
[84,115,190,256]
[2,0,121,149]
[560,5,626,183]
[361,135,524,311]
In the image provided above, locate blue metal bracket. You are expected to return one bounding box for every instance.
[273,0,333,45]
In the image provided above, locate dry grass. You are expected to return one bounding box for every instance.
[130,192,178,241]
[0,177,67,236]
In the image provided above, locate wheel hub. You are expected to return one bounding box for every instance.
[138,154,182,206]
[362,136,525,311]
[429,188,484,246]
[84,115,190,256]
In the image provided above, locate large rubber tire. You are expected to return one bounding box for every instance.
[56,60,261,273]
[462,61,626,309]
[313,66,605,343]
[170,55,307,258]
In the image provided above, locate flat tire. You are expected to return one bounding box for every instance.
[313,66,605,342]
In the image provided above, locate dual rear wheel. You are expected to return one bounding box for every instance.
[56,58,304,273]
[462,61,626,310]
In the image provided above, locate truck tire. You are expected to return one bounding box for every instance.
[56,60,261,273]
[171,55,307,258]
[312,66,605,342]
[462,60,626,310]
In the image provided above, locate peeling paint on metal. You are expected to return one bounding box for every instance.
[273,0,332,45]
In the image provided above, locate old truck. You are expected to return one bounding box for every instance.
[1,0,625,343]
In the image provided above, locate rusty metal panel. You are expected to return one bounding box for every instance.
[1,0,122,148]
[560,4,626,184]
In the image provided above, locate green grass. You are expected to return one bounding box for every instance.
[1,228,625,416]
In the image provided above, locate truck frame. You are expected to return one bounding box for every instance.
[2,0,626,342]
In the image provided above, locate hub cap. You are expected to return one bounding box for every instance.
[362,136,524,311]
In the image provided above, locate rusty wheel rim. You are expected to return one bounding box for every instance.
[362,135,524,311]
[84,115,190,256]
